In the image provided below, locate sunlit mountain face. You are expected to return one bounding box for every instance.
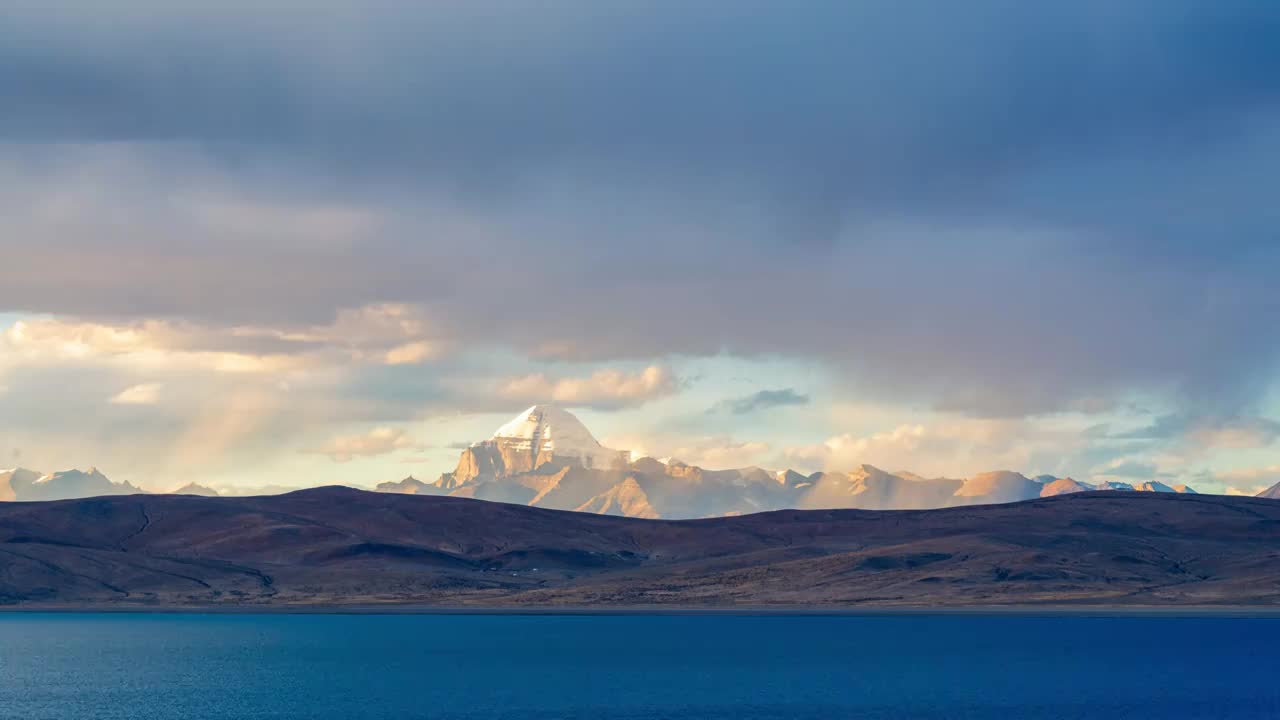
[2,3,1279,500]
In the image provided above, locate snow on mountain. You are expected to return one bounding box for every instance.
[1259,482,1280,500]
[490,405,630,471]
[1134,481,1178,493]
[10,468,141,502]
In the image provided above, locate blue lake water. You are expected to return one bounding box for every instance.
[0,613,1276,719]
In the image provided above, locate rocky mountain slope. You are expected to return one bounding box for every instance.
[377,405,1201,519]
[1,488,1277,608]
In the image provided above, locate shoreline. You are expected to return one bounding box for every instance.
[4,604,1280,617]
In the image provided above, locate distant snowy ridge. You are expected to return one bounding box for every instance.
[0,469,221,502]
[2,467,140,502]
[375,405,1207,519]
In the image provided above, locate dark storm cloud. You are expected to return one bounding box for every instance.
[5,2,1278,200]
[715,389,811,415]
[2,1,1279,416]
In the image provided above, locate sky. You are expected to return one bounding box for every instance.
[2,1,1279,495]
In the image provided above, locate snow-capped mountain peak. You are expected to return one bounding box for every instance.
[489,405,630,470]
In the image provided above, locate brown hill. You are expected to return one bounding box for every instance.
[1,488,1278,608]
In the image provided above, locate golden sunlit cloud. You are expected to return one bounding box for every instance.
[1225,486,1268,496]
[1,303,446,377]
[306,427,426,463]
[383,341,437,366]
[499,365,677,409]
[3,318,313,374]
[669,439,771,469]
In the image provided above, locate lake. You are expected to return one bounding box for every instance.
[0,613,1276,719]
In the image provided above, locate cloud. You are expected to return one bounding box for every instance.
[2,1,1280,490]
[110,383,162,405]
[2,317,316,374]
[307,427,423,463]
[396,456,435,465]
[1117,415,1280,449]
[498,365,677,409]
[715,388,810,415]
[1216,465,1280,483]
[382,341,436,366]
[0,3,1277,421]
[1190,422,1280,450]
[1214,465,1280,497]
[0,304,444,375]
[1225,486,1269,497]
[208,483,316,497]
[665,438,772,470]
[1090,458,1161,480]
[786,425,927,471]
[783,416,1100,478]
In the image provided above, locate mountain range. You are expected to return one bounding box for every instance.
[10,406,1276,514]
[375,405,1203,519]
[0,468,214,502]
[0,468,141,502]
[1,487,1277,608]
